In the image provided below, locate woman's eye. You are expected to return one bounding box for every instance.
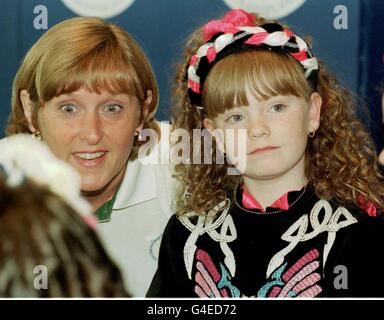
[60,104,76,114]
[227,114,244,123]
[104,104,123,113]
[270,104,286,112]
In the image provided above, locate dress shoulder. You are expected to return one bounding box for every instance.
[146,213,194,297]
[327,206,384,297]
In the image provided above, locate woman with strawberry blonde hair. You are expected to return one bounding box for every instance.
[6,17,173,297]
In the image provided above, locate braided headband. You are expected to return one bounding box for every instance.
[187,9,319,108]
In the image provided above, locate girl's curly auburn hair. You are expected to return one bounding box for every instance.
[171,16,384,217]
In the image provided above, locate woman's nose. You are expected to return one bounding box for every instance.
[79,112,103,145]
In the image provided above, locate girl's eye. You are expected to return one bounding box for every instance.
[104,104,123,113]
[226,114,245,123]
[60,104,77,114]
[270,104,286,112]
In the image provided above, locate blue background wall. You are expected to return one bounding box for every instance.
[0,0,383,150]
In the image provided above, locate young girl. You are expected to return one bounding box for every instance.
[147,9,384,298]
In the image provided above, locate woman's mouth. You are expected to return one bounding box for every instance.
[73,151,107,167]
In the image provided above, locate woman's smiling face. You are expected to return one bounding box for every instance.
[33,88,143,193]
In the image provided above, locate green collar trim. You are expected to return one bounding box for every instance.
[96,191,118,223]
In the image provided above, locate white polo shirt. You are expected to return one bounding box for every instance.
[96,122,174,297]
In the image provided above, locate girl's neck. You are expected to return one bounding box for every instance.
[242,165,307,210]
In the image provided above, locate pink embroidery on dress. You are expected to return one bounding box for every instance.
[194,249,230,297]
[194,285,207,297]
[269,286,282,297]
[278,261,320,297]
[298,284,322,297]
[195,262,222,297]
[258,249,323,298]
[292,273,321,294]
[195,249,221,282]
[282,249,319,282]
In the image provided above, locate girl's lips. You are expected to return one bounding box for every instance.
[249,146,279,155]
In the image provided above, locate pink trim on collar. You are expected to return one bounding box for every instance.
[240,185,290,212]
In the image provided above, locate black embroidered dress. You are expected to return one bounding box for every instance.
[147,186,384,297]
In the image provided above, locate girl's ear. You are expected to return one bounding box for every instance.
[203,117,226,154]
[203,117,215,132]
[308,92,322,132]
[20,89,37,132]
[136,90,152,132]
[379,149,384,166]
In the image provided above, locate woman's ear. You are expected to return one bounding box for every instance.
[20,90,37,132]
[308,92,322,132]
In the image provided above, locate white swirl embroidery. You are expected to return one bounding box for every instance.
[266,200,358,278]
[180,200,237,280]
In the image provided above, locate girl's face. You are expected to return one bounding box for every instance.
[204,89,322,185]
[23,88,147,193]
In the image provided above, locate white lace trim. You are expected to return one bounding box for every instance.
[266,199,358,278]
[180,197,358,282]
[180,199,237,279]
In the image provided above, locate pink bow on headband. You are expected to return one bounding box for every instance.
[203,9,256,42]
